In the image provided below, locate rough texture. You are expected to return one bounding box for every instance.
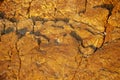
[0,0,120,80]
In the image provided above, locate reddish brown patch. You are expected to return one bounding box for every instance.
[105,23,115,43]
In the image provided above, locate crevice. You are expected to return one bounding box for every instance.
[73,20,102,34]
[69,24,75,29]
[78,10,86,14]
[9,17,18,23]
[15,41,21,80]
[93,4,114,19]
[71,57,88,80]
[31,16,48,24]
[70,31,98,55]
[71,58,82,80]
[34,31,41,45]
[70,31,83,42]
[31,18,35,34]
[70,31,97,49]
[84,0,87,13]
[93,4,114,47]
[84,28,96,35]
[39,33,50,42]
[89,45,98,52]
[52,25,64,29]
[31,16,45,21]
[78,0,87,14]
[16,28,28,39]
[1,19,6,35]
[54,18,69,23]
[27,0,33,18]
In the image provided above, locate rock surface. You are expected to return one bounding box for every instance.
[0,0,120,80]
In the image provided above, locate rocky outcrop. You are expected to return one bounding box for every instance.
[0,0,120,80]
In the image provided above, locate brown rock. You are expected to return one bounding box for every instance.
[0,0,120,80]
[17,19,33,35]
[17,33,39,55]
[34,21,43,33]
[86,40,120,80]
[0,19,4,36]
[108,2,120,27]
[74,8,109,32]
[0,32,20,80]
[105,2,120,42]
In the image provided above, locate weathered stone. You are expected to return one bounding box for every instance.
[111,27,120,41]
[55,20,66,27]
[0,32,19,80]
[4,19,16,33]
[0,20,4,35]
[73,8,109,32]
[83,34,104,48]
[17,19,33,35]
[105,2,120,42]
[108,2,120,27]
[17,34,39,55]
[40,22,66,43]
[0,0,120,80]
[86,40,120,80]
[43,20,55,26]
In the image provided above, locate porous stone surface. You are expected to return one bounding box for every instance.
[0,0,120,80]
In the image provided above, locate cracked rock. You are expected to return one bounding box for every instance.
[0,0,120,80]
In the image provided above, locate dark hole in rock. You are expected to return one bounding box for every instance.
[5,27,14,34]
[34,31,40,36]
[0,11,5,19]
[9,18,18,23]
[17,28,28,35]
[17,28,28,38]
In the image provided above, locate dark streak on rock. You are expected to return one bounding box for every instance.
[93,4,114,19]
[70,31,83,42]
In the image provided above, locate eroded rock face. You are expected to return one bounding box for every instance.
[0,0,120,80]
[0,0,117,20]
[105,2,120,42]
[0,18,107,55]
